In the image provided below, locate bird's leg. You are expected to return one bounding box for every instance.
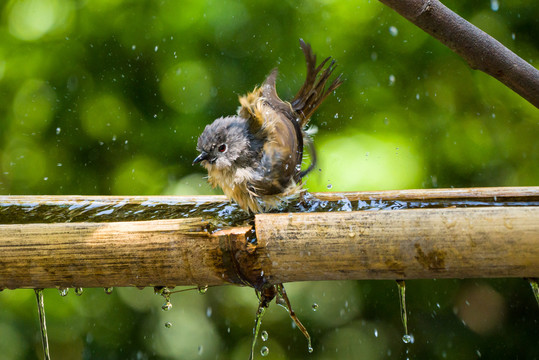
[275,283,313,353]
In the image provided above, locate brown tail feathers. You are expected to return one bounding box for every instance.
[291,39,343,127]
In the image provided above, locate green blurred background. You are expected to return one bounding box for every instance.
[0,0,538,359]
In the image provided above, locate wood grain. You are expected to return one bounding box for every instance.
[0,218,253,289]
[254,206,539,284]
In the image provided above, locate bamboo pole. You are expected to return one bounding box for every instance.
[0,187,537,289]
[0,218,253,289]
[254,207,539,284]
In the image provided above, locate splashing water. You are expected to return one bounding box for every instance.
[34,289,51,360]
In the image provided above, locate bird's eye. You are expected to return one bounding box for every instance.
[218,144,227,153]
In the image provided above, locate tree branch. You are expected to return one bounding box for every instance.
[379,0,539,109]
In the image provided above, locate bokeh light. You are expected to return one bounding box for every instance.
[0,0,538,359]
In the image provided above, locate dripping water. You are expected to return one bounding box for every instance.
[34,289,50,360]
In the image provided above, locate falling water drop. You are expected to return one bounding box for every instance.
[261,330,268,341]
[402,334,415,344]
[162,301,172,311]
[260,346,269,356]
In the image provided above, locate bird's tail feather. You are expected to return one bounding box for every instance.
[291,39,343,127]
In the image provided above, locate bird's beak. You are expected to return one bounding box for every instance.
[192,151,209,165]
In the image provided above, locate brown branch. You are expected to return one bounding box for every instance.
[0,187,537,290]
[379,0,539,109]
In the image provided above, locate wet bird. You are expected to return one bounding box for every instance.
[193,39,342,213]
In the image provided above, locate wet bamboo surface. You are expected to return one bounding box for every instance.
[0,187,538,289]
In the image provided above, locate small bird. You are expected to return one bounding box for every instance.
[193,39,342,213]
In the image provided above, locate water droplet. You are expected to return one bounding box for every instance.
[198,345,203,355]
[56,127,61,135]
[402,334,414,344]
[162,301,172,311]
[308,345,314,353]
[261,330,268,341]
[131,45,136,50]
[389,74,396,85]
[312,303,319,311]
[374,328,379,337]
[58,287,69,296]
[154,45,159,52]
[260,346,269,356]
[327,184,333,190]
[164,321,172,328]
[198,285,208,294]
[334,113,339,119]
[206,306,212,317]
[389,26,399,36]
[75,287,83,296]
[104,287,113,294]
[490,0,499,11]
